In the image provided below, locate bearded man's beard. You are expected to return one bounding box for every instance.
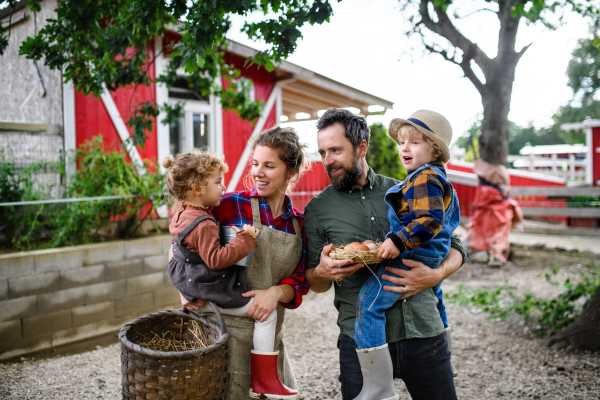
[326,151,362,191]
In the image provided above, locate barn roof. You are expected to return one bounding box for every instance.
[519,143,587,155]
[225,40,394,122]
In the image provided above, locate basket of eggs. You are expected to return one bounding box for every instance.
[328,240,382,265]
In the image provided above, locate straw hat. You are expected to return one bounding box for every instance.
[388,110,453,162]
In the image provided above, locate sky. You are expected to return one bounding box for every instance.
[227,0,591,151]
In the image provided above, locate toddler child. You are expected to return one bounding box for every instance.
[163,149,298,399]
[352,110,460,400]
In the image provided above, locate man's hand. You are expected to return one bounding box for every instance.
[381,247,462,299]
[307,244,364,292]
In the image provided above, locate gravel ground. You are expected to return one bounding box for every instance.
[1,245,599,399]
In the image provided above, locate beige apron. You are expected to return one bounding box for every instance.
[216,197,303,399]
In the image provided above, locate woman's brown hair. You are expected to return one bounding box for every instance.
[245,126,311,191]
[162,149,228,211]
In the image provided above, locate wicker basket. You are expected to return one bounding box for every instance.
[119,303,229,400]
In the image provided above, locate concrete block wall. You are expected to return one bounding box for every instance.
[0,235,181,360]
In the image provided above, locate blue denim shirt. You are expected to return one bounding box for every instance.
[384,163,461,270]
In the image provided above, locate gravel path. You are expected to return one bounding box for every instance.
[1,245,599,399]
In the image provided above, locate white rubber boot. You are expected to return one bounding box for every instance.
[352,344,399,400]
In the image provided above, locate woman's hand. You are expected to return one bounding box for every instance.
[179,291,206,312]
[242,287,281,322]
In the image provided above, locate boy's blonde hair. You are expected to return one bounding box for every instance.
[398,124,444,161]
[162,149,229,211]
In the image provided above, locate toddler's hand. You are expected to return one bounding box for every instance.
[232,224,259,239]
[377,238,400,259]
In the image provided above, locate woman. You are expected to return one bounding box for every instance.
[169,125,311,399]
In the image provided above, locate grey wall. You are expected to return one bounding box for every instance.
[0,235,181,360]
[1,0,65,193]
[0,0,63,126]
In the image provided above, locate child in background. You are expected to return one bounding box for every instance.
[352,110,460,400]
[164,149,298,400]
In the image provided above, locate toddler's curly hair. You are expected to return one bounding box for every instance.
[162,149,229,212]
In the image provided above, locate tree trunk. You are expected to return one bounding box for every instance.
[477,0,523,166]
[479,79,512,165]
[547,287,600,352]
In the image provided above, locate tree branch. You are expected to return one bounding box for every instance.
[496,0,522,67]
[453,8,496,20]
[459,52,486,96]
[419,0,493,77]
[423,38,486,96]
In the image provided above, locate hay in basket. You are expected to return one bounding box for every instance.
[328,243,383,266]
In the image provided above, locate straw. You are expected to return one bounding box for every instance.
[138,319,208,352]
[328,243,384,309]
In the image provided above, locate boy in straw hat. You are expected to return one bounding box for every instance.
[351,110,460,400]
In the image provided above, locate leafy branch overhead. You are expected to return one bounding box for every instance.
[1,0,334,146]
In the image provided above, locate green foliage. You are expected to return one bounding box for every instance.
[1,136,165,251]
[455,112,588,159]
[567,20,600,101]
[2,0,335,146]
[127,101,160,148]
[366,123,407,181]
[0,147,61,247]
[454,117,481,161]
[552,100,600,144]
[447,262,600,337]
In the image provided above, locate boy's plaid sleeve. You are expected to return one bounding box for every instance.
[397,172,446,249]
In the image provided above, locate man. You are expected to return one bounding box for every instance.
[304,108,467,400]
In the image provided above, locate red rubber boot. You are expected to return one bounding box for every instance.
[249,350,299,399]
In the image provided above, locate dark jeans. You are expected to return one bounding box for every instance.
[338,332,457,400]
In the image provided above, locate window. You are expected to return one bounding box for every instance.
[167,76,213,154]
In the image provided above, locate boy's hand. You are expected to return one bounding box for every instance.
[232,224,259,238]
[377,238,400,259]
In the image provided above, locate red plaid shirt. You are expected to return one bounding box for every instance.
[210,188,309,309]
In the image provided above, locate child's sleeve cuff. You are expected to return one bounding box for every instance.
[389,234,405,252]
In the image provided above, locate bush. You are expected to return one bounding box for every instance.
[446,261,600,337]
[1,136,166,251]
[366,123,406,181]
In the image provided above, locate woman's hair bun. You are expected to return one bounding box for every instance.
[162,155,174,169]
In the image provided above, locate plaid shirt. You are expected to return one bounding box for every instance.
[388,161,454,250]
[210,188,309,309]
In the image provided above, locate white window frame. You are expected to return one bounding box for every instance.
[166,99,215,153]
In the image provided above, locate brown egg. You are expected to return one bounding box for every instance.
[344,242,370,251]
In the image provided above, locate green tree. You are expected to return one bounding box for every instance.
[552,20,600,143]
[545,20,600,352]
[0,0,334,146]
[400,0,599,166]
[366,123,406,181]
[552,100,600,144]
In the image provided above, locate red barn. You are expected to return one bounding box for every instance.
[61,35,393,213]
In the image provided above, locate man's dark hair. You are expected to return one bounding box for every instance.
[316,108,370,150]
